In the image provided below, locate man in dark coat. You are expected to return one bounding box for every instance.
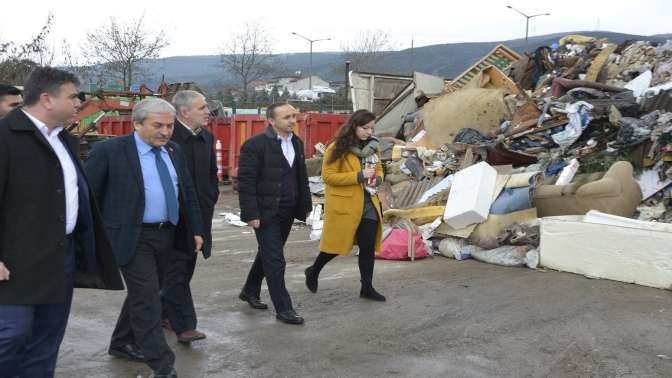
[162,90,219,343]
[0,67,124,378]
[238,103,312,325]
[0,83,23,118]
[86,98,204,378]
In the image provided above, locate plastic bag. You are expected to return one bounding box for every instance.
[470,245,533,267]
[437,237,467,259]
[551,101,593,149]
[378,228,428,261]
[453,128,491,144]
[436,237,481,260]
[307,204,323,240]
[310,229,322,241]
[525,248,540,269]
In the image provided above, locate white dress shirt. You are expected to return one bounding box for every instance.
[23,110,79,234]
[278,133,295,167]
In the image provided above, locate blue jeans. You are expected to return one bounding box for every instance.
[0,237,75,378]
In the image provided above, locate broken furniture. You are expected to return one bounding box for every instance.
[533,161,642,217]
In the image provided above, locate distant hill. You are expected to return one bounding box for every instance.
[134,31,671,94]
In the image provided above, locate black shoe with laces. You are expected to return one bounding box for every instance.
[276,309,305,325]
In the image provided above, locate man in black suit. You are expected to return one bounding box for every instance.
[0,84,23,118]
[238,103,312,325]
[86,98,204,378]
[0,67,124,378]
[161,90,218,343]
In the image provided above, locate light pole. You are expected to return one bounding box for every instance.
[291,32,331,91]
[506,5,550,51]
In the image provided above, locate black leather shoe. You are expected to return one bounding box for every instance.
[149,368,177,378]
[239,292,268,310]
[108,344,146,362]
[276,310,304,325]
[305,266,318,293]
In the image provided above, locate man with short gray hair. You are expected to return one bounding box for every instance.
[86,97,205,378]
[161,90,218,344]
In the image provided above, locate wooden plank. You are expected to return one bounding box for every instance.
[586,44,617,82]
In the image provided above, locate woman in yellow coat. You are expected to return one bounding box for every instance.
[304,110,386,301]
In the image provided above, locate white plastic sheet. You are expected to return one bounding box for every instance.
[220,212,247,227]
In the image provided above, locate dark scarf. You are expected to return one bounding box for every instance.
[349,137,380,158]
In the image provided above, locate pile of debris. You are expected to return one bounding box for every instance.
[322,34,672,288]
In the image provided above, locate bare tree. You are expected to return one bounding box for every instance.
[60,39,102,88]
[340,29,397,73]
[83,15,168,89]
[220,21,276,100]
[0,13,55,83]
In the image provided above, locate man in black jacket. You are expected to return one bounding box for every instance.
[86,98,204,378]
[0,67,124,378]
[0,84,22,118]
[162,90,219,343]
[238,103,312,325]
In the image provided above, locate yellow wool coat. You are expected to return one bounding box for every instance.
[319,143,384,255]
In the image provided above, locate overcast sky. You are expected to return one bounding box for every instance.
[2,0,671,61]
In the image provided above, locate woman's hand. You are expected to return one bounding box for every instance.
[362,166,375,179]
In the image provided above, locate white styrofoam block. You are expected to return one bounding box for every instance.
[443,162,498,229]
[540,214,672,290]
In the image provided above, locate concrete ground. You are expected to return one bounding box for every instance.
[57,188,672,378]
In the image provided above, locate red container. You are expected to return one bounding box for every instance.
[304,113,348,157]
[227,115,268,177]
[203,116,231,175]
[98,115,133,136]
[97,112,351,180]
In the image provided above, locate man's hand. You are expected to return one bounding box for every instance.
[0,262,10,281]
[248,219,260,229]
[194,236,204,254]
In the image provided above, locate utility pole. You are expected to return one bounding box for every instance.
[291,32,331,91]
[506,5,551,51]
[411,36,415,74]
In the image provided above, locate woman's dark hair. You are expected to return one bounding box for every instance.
[327,109,376,164]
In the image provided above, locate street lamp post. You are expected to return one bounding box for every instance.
[506,5,550,51]
[291,32,331,91]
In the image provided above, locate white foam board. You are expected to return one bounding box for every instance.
[443,162,497,229]
[540,212,672,290]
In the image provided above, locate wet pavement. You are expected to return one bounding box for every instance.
[56,187,672,377]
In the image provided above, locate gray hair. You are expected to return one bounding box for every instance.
[132,98,176,124]
[172,90,205,114]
